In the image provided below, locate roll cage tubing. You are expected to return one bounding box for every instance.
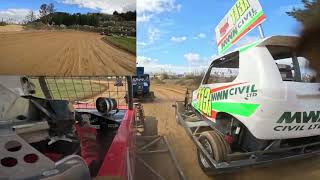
[201,47,303,85]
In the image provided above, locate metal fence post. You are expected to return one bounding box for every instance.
[126,76,133,110]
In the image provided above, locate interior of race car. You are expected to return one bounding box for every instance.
[0,86,126,179]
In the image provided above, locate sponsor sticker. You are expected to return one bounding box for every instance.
[274,111,320,132]
[195,83,260,119]
[215,0,266,54]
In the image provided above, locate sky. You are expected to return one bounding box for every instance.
[0,0,135,23]
[0,0,305,75]
[137,0,305,74]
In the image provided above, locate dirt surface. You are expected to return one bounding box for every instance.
[0,31,135,76]
[142,83,320,180]
[0,25,24,32]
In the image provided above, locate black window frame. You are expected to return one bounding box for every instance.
[202,51,240,85]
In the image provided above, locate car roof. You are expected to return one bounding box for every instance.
[257,35,299,48]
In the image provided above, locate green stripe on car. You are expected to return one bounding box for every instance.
[212,102,260,117]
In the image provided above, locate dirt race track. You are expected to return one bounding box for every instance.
[0,31,136,76]
[143,84,320,180]
[0,25,24,32]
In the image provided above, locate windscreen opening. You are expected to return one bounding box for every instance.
[202,51,239,84]
[267,45,320,83]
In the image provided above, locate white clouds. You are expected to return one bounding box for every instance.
[171,36,187,43]
[193,33,206,39]
[184,53,201,63]
[137,42,148,46]
[137,56,166,72]
[234,35,260,49]
[184,52,216,68]
[137,0,181,23]
[0,9,37,23]
[148,27,161,43]
[169,33,206,43]
[137,0,180,14]
[137,56,189,74]
[137,56,158,65]
[198,33,206,38]
[137,27,161,48]
[137,14,153,23]
[60,0,136,14]
[137,54,216,74]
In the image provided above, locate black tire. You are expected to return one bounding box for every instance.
[197,131,227,173]
[216,132,232,155]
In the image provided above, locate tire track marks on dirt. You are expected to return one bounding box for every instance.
[143,85,211,180]
[0,31,136,76]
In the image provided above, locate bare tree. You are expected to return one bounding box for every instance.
[25,10,36,23]
[47,3,56,24]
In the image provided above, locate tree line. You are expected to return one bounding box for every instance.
[26,3,136,27]
[37,11,136,26]
[40,12,100,26]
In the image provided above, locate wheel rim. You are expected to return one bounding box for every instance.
[199,138,213,168]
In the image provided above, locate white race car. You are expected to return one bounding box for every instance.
[176,36,320,174]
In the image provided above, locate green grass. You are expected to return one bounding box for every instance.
[103,36,136,54]
[31,78,108,101]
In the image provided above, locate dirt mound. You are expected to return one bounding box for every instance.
[0,31,136,76]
